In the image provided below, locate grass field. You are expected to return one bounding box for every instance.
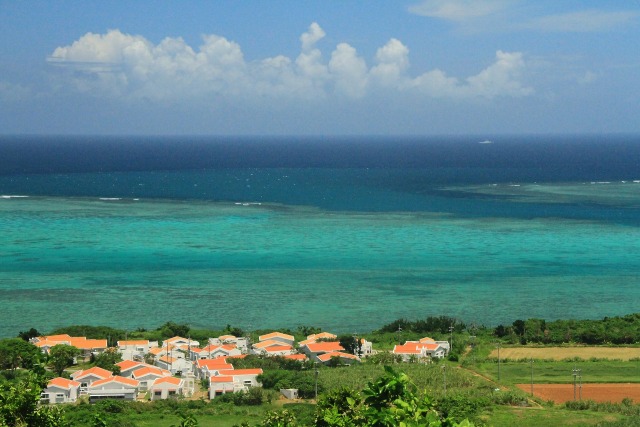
[482,406,627,427]
[489,347,640,361]
[471,360,640,385]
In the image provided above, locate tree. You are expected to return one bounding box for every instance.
[0,338,42,374]
[338,335,361,356]
[17,328,40,342]
[158,322,190,339]
[47,345,80,376]
[91,348,122,374]
[0,372,65,426]
[314,366,474,426]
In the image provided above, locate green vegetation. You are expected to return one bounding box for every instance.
[493,314,640,345]
[47,345,81,377]
[1,314,640,425]
[0,371,65,426]
[473,359,640,385]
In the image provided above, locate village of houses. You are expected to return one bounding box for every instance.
[34,331,450,405]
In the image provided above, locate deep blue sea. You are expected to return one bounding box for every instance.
[1,135,639,336]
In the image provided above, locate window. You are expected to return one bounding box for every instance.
[243,380,252,386]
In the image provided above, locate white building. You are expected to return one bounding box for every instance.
[41,377,80,404]
[149,376,185,400]
[87,376,139,402]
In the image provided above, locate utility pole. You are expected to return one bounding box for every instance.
[572,366,581,400]
[530,358,534,396]
[496,342,501,382]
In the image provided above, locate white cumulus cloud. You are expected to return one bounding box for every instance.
[48,23,532,102]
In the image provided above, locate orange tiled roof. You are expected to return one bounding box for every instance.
[258,332,294,342]
[317,351,359,362]
[393,342,440,354]
[253,339,282,349]
[40,334,72,341]
[419,337,436,343]
[152,376,182,386]
[304,342,344,353]
[217,368,263,376]
[218,335,236,341]
[202,363,234,372]
[68,338,108,350]
[48,377,81,389]
[158,356,177,364]
[90,376,139,388]
[149,347,165,355]
[132,366,171,378]
[116,360,145,371]
[297,338,316,346]
[72,366,113,380]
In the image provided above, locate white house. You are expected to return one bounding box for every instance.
[41,377,81,404]
[209,335,249,353]
[193,344,242,360]
[156,355,192,375]
[358,339,374,357]
[208,368,263,400]
[32,335,108,360]
[257,332,295,346]
[251,339,296,356]
[299,341,345,362]
[87,376,139,402]
[149,376,185,400]
[194,359,235,380]
[209,376,239,399]
[116,360,151,378]
[393,338,448,361]
[117,339,158,361]
[70,366,113,392]
[163,336,200,348]
[215,369,263,388]
[131,366,172,391]
[261,344,296,357]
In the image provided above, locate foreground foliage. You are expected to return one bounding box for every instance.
[314,366,473,426]
[0,372,65,427]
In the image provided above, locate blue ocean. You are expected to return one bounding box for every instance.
[1,135,639,337]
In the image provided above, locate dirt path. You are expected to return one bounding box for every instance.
[456,365,543,409]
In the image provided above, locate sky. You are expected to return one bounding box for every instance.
[1,0,639,136]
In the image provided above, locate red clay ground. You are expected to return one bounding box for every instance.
[516,383,640,404]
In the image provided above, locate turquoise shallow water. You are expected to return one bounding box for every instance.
[1,191,639,337]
